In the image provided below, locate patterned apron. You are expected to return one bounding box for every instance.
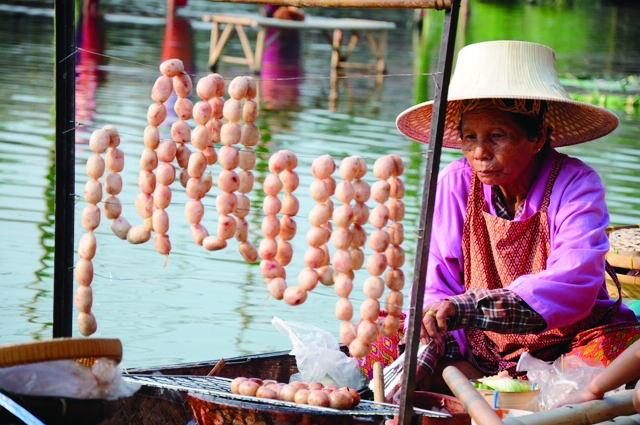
[462,153,627,375]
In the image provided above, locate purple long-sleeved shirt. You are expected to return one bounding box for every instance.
[414,148,636,357]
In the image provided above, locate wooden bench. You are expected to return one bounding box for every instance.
[202,13,396,73]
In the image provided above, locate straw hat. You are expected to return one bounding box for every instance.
[396,40,619,148]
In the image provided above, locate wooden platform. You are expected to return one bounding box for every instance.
[203,13,396,73]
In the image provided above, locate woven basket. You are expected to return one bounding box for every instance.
[606,274,640,300]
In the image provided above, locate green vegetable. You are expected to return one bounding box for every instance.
[475,376,533,393]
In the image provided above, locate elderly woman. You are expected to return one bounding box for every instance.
[379,40,640,396]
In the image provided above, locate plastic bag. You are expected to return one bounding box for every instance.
[516,352,605,410]
[0,358,140,400]
[272,317,367,389]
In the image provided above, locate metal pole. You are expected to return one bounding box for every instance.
[53,0,76,338]
[398,1,460,424]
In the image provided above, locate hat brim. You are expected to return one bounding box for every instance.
[396,97,619,149]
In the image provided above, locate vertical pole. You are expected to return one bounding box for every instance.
[398,1,460,424]
[53,0,76,338]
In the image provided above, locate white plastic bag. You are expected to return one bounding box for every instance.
[272,317,367,389]
[516,352,606,410]
[0,358,140,400]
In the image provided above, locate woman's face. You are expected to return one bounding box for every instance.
[459,107,545,187]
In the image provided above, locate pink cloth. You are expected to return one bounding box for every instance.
[412,148,637,357]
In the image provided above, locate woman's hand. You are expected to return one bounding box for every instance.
[552,387,602,409]
[421,300,455,345]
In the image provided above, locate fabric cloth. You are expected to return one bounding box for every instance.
[492,185,525,220]
[568,322,640,367]
[358,312,405,379]
[411,148,637,359]
[462,153,624,375]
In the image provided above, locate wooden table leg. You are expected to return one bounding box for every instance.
[378,30,387,74]
[236,24,255,72]
[254,26,267,74]
[331,29,343,72]
[209,22,220,70]
[209,23,234,71]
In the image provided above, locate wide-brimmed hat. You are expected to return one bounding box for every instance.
[396,40,619,148]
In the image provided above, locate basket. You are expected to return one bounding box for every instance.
[606,273,640,299]
[605,226,640,299]
[0,338,123,425]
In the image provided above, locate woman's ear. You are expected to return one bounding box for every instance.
[534,122,548,151]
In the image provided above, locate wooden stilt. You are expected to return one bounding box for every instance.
[236,24,256,71]
[208,23,235,70]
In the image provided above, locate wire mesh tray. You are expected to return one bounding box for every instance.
[124,374,450,418]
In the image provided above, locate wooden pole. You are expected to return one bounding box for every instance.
[210,0,453,8]
[443,366,503,425]
[397,1,460,424]
[53,0,76,338]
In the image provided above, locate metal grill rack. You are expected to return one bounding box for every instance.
[124,374,450,418]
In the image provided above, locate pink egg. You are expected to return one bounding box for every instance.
[86,154,105,180]
[262,215,281,239]
[235,194,250,219]
[173,73,192,97]
[211,73,226,97]
[196,74,218,100]
[218,215,237,240]
[153,233,171,255]
[298,268,319,291]
[357,320,380,344]
[283,286,307,306]
[387,199,405,221]
[221,122,242,146]
[127,225,151,244]
[151,75,172,103]
[103,195,121,219]
[306,226,329,248]
[331,227,352,250]
[192,125,211,151]
[188,152,207,178]
[239,148,256,171]
[228,76,249,100]
[323,176,337,196]
[333,274,353,298]
[268,278,287,300]
[332,205,354,228]
[304,247,325,269]
[240,123,260,147]
[104,173,123,197]
[144,125,161,149]
[216,192,238,215]
[235,217,249,242]
[311,155,336,179]
[335,298,353,321]
[281,194,299,216]
[340,321,357,346]
[159,58,184,77]
[78,312,98,337]
[218,170,240,193]
[369,205,389,229]
[338,157,360,182]
[268,151,288,174]
[321,244,331,266]
[152,209,170,234]
[203,146,217,165]
[238,170,255,194]
[204,173,214,193]
[308,203,331,227]
[388,177,405,199]
[169,121,190,146]
[138,170,156,194]
[352,180,370,203]
[276,240,293,266]
[75,258,94,286]
[335,181,354,204]
[245,76,257,99]
[354,156,367,179]
[239,242,258,262]
[185,199,204,223]
[174,97,193,120]
[207,119,222,143]
[363,276,385,299]
[203,235,227,251]
[110,216,131,240]
[390,154,404,176]
[260,259,282,279]
[263,174,283,196]
[105,148,125,173]
[369,229,390,253]
[324,199,334,218]
[210,97,225,119]
[139,148,158,172]
[373,156,395,180]
[148,103,168,126]
[223,98,242,122]
[103,125,120,148]
[89,129,110,154]
[317,265,334,286]
[280,170,299,192]
[382,315,401,336]
[279,215,297,240]
[366,253,387,276]
[193,101,213,125]
[153,184,172,209]
[385,246,405,268]
[176,144,191,169]
[263,195,282,216]
[78,232,97,261]
[388,223,404,246]
[179,168,190,188]
[350,248,364,270]
[371,180,391,204]
[360,298,380,321]
[386,291,403,316]
[75,285,92,313]
[135,193,154,218]
[350,224,367,248]
[218,146,239,170]
[332,249,353,273]
[243,99,258,123]
[156,140,177,163]
[385,269,405,291]
[190,223,209,245]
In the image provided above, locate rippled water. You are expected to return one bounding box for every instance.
[0,0,639,367]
